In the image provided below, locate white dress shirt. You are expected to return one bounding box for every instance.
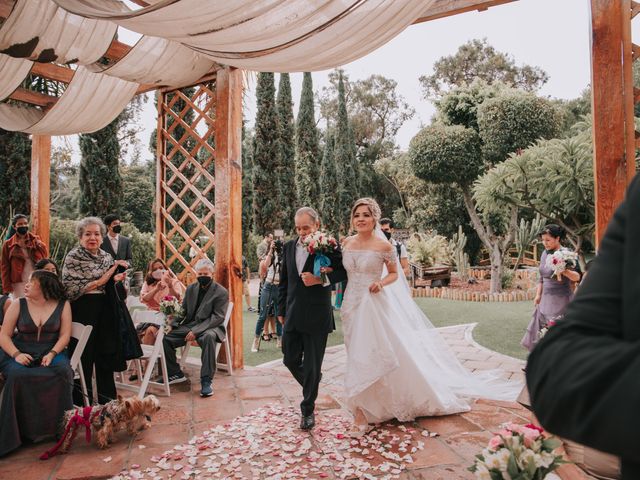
[108,233,119,254]
[295,240,309,275]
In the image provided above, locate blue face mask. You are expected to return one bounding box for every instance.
[197,276,212,287]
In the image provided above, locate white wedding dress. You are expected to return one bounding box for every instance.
[341,247,520,423]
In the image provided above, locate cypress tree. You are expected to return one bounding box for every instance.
[0,129,31,225]
[335,72,358,231]
[252,72,283,235]
[277,73,297,233]
[78,114,123,217]
[295,72,321,209]
[241,122,254,246]
[319,132,340,235]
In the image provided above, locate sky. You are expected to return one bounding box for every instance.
[58,0,625,161]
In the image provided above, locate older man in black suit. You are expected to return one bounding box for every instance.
[160,258,228,398]
[278,207,347,430]
[526,174,640,479]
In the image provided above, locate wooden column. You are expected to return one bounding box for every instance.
[30,135,51,248]
[214,67,244,369]
[155,91,166,262]
[590,0,637,245]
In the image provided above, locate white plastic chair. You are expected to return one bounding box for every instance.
[120,310,171,398]
[179,302,234,375]
[70,322,93,407]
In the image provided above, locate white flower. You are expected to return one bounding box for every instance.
[474,463,492,480]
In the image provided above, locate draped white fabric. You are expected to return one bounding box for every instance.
[0,0,440,133]
[88,36,216,87]
[0,55,33,101]
[52,0,436,71]
[0,0,116,65]
[0,67,138,134]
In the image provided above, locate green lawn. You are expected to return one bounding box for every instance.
[188,297,532,366]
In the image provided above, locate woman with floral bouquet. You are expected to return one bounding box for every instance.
[139,259,186,345]
[521,225,581,352]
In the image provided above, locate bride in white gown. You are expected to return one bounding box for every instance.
[340,198,520,434]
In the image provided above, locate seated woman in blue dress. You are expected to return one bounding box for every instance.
[0,270,73,456]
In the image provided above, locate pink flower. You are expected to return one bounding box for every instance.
[525,423,544,434]
[488,435,503,450]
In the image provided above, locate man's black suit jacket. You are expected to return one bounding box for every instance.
[101,235,133,266]
[277,238,347,335]
[526,174,640,479]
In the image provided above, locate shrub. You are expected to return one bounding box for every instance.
[407,232,451,267]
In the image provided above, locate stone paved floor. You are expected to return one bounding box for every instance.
[0,324,590,480]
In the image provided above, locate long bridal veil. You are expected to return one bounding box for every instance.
[373,225,521,401]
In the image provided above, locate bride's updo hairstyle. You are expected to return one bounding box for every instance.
[350,197,382,232]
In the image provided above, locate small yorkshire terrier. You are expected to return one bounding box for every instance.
[58,395,160,452]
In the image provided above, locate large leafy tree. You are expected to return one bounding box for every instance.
[253,72,283,235]
[334,72,359,231]
[277,73,297,233]
[409,83,562,293]
[121,163,155,233]
[295,72,321,209]
[318,70,414,215]
[474,130,594,267]
[419,38,549,99]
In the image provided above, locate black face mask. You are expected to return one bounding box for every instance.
[197,276,212,288]
[112,225,122,234]
[16,226,28,236]
[382,230,392,240]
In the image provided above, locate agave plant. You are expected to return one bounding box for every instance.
[407,232,451,267]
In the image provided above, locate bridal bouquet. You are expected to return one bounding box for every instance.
[302,231,338,284]
[546,249,578,281]
[469,423,565,480]
[159,295,184,333]
[539,319,557,340]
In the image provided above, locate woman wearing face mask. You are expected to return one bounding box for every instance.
[138,259,185,345]
[1,214,49,298]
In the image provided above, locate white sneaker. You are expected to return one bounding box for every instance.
[251,338,259,352]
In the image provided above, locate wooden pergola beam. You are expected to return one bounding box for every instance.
[412,0,517,24]
[9,88,57,108]
[0,0,13,18]
[31,135,51,248]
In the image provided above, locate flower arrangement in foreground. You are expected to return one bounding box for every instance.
[302,231,338,283]
[469,423,566,480]
[159,295,184,334]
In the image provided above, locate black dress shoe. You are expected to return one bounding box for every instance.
[300,413,315,430]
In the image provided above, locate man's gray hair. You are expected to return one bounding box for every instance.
[76,216,106,238]
[295,207,320,223]
[195,258,215,272]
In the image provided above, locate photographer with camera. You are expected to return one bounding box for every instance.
[252,239,284,352]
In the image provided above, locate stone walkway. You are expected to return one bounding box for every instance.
[0,323,590,480]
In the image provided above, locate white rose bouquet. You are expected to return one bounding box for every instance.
[546,249,578,281]
[159,295,184,334]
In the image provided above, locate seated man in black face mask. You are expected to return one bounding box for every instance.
[160,258,229,397]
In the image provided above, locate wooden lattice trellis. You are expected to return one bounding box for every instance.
[156,83,217,283]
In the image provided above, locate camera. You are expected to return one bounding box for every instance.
[273,239,284,256]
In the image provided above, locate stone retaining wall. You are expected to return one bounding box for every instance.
[411,286,537,302]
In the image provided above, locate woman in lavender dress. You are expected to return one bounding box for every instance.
[522,224,581,351]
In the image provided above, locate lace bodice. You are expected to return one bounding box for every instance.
[342,249,394,289]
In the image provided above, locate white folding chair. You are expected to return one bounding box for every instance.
[70,322,93,407]
[115,310,171,398]
[179,302,234,375]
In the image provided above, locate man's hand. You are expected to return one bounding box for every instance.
[185,331,196,342]
[277,316,285,325]
[300,272,322,287]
